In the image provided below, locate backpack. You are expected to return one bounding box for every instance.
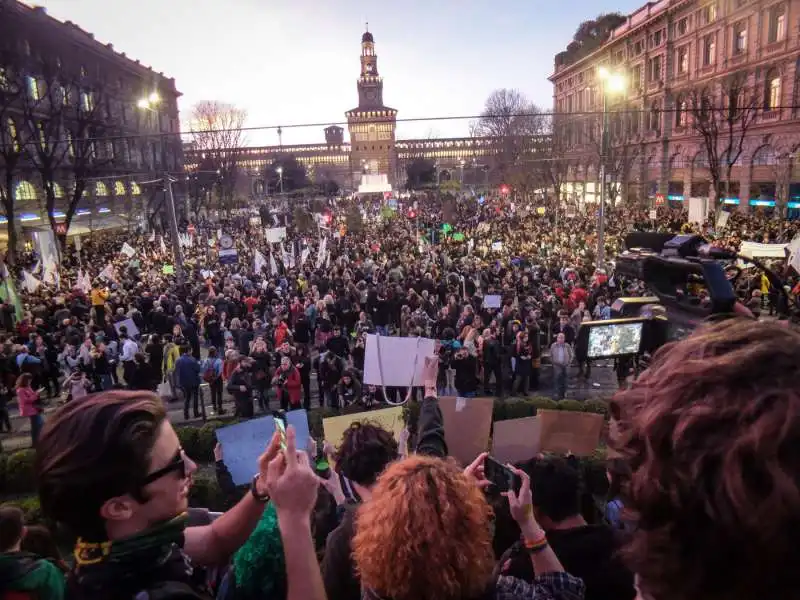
[201,359,218,383]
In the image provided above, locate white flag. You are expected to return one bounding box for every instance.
[121,242,136,258]
[31,260,41,275]
[21,270,40,293]
[269,252,278,276]
[282,243,294,269]
[77,269,91,293]
[254,249,267,274]
[148,230,156,242]
[160,236,167,255]
[316,236,327,269]
[301,247,310,266]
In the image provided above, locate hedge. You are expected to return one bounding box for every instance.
[0,396,610,499]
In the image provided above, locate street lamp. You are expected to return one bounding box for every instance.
[596,68,626,268]
[137,91,184,286]
[459,158,465,185]
[276,166,284,194]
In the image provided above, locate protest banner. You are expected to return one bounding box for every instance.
[537,409,604,456]
[739,241,788,259]
[265,227,287,243]
[483,294,502,309]
[491,417,542,464]
[113,318,140,339]
[363,334,436,387]
[162,264,174,274]
[323,406,405,449]
[440,396,494,467]
[215,416,276,485]
[121,242,136,258]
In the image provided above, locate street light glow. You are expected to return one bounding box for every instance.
[276,167,283,175]
[148,92,161,104]
[137,98,149,109]
[607,73,626,93]
[597,66,610,79]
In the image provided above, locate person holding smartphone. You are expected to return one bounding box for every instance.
[15,373,43,446]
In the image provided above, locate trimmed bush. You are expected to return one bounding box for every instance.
[0,452,8,491]
[529,397,559,412]
[502,399,537,420]
[583,399,610,417]
[558,399,585,413]
[5,449,37,495]
[188,472,226,512]
[195,421,224,463]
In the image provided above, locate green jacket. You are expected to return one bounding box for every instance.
[0,552,65,600]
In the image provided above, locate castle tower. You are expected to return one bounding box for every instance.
[346,26,397,190]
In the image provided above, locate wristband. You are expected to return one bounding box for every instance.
[250,473,270,503]
[523,533,548,554]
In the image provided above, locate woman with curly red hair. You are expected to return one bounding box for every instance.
[612,318,800,600]
[352,454,585,600]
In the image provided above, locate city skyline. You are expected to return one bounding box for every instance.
[27,0,642,146]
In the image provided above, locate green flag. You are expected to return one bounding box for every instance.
[0,264,23,323]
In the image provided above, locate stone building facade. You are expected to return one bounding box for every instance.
[550,0,800,213]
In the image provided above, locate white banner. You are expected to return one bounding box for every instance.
[121,242,136,258]
[265,227,287,243]
[254,249,267,274]
[688,197,708,225]
[739,241,788,259]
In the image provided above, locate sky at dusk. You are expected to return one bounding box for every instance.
[28,0,643,146]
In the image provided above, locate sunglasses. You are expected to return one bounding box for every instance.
[141,448,187,486]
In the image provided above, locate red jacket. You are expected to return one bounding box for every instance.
[274,322,290,347]
[274,366,302,405]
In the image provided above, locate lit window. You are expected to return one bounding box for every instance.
[703,34,716,66]
[65,131,74,157]
[734,22,747,53]
[27,76,40,100]
[95,182,109,197]
[114,181,126,195]
[677,47,689,74]
[37,122,47,149]
[81,91,94,112]
[14,181,37,202]
[676,97,688,126]
[7,119,19,152]
[53,183,64,198]
[766,70,781,110]
[768,6,786,43]
[131,182,141,195]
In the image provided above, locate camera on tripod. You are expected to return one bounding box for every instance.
[575,234,738,360]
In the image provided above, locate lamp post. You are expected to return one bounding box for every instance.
[138,91,184,286]
[459,158,465,185]
[276,166,284,194]
[596,67,626,269]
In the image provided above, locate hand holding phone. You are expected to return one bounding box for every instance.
[483,455,522,494]
[273,416,287,450]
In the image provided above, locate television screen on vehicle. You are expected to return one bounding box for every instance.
[587,322,644,358]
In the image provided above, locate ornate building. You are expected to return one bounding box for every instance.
[189,28,504,196]
[550,0,800,213]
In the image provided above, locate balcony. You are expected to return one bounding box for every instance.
[761,109,780,122]
[729,51,747,66]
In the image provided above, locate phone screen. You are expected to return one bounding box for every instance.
[484,456,522,494]
[273,417,287,450]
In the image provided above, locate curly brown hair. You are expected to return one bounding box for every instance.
[612,319,800,600]
[353,455,494,600]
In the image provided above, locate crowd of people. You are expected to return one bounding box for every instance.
[1,190,799,600]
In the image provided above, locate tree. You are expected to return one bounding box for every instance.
[20,61,120,251]
[687,72,759,204]
[405,157,436,190]
[0,49,26,264]
[265,155,309,193]
[540,115,571,208]
[557,13,627,66]
[293,204,314,232]
[473,89,547,195]
[189,101,246,212]
[345,203,363,233]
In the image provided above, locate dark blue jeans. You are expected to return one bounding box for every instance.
[553,365,568,400]
[30,414,44,446]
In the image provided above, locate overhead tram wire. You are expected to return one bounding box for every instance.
[3,104,800,151]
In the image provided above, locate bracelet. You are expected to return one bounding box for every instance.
[250,473,270,503]
[523,534,548,554]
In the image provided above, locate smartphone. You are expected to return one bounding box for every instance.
[483,455,522,494]
[273,417,287,450]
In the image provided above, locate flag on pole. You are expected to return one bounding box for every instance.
[99,264,115,282]
[0,264,22,323]
[77,269,92,293]
[121,242,136,258]
[160,236,167,255]
[254,249,267,274]
[31,260,41,275]
[148,230,156,242]
[316,236,327,269]
[269,252,278,276]
[21,271,40,293]
[301,247,310,266]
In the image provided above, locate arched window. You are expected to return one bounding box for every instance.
[649,101,661,131]
[14,181,36,202]
[765,69,781,110]
[52,183,64,198]
[752,145,776,166]
[95,181,109,197]
[695,151,709,169]
[131,182,141,195]
[114,181,126,196]
[676,96,688,126]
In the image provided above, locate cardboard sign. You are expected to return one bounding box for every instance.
[286,409,312,455]
[483,294,502,309]
[323,405,405,449]
[265,227,287,243]
[113,318,140,339]
[537,409,603,456]
[363,335,436,387]
[440,396,494,467]
[491,417,542,464]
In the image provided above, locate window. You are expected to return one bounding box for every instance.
[131,182,141,195]
[52,183,64,199]
[649,101,661,131]
[6,119,19,152]
[648,56,662,82]
[676,96,688,126]
[677,46,689,74]
[114,181,126,196]
[14,181,36,202]
[700,3,717,25]
[677,17,688,36]
[37,121,47,150]
[765,69,781,110]
[631,64,642,89]
[752,146,776,165]
[733,22,748,54]
[767,5,786,43]
[65,131,74,158]
[650,29,664,48]
[0,67,8,91]
[95,182,109,197]
[703,34,716,66]
[80,91,94,112]
[27,76,40,100]
[633,39,644,56]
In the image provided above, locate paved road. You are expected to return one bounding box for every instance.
[1,364,618,452]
